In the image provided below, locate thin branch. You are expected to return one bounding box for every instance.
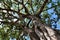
[30,0,34,13]
[43,5,58,12]
[0,7,26,16]
[0,8,18,13]
[0,21,18,25]
[36,0,48,16]
[27,19,31,27]
[3,2,10,9]
[22,3,30,15]
[15,0,30,15]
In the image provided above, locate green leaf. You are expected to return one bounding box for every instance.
[58,2,60,6]
[0,0,4,2]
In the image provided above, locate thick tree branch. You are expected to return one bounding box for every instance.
[0,8,19,13]
[3,12,19,18]
[0,21,19,25]
[0,7,27,18]
[36,0,48,16]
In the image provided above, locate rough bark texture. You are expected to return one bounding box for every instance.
[24,16,60,40]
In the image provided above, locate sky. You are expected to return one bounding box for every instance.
[0,0,60,40]
[47,0,60,30]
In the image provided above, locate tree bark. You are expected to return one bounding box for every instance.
[24,16,60,40]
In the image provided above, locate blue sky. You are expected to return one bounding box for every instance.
[47,0,60,30]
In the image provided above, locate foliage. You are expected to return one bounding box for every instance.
[0,0,60,40]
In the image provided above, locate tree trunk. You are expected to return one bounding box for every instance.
[24,16,60,40]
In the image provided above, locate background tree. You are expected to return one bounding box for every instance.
[0,0,60,40]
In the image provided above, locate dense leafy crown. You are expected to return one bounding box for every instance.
[0,0,60,40]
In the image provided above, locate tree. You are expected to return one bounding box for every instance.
[0,0,60,40]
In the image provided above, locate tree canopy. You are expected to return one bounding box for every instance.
[0,0,60,40]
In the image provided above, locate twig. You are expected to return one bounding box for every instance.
[36,0,48,16]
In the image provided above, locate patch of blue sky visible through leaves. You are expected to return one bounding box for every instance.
[47,0,60,30]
